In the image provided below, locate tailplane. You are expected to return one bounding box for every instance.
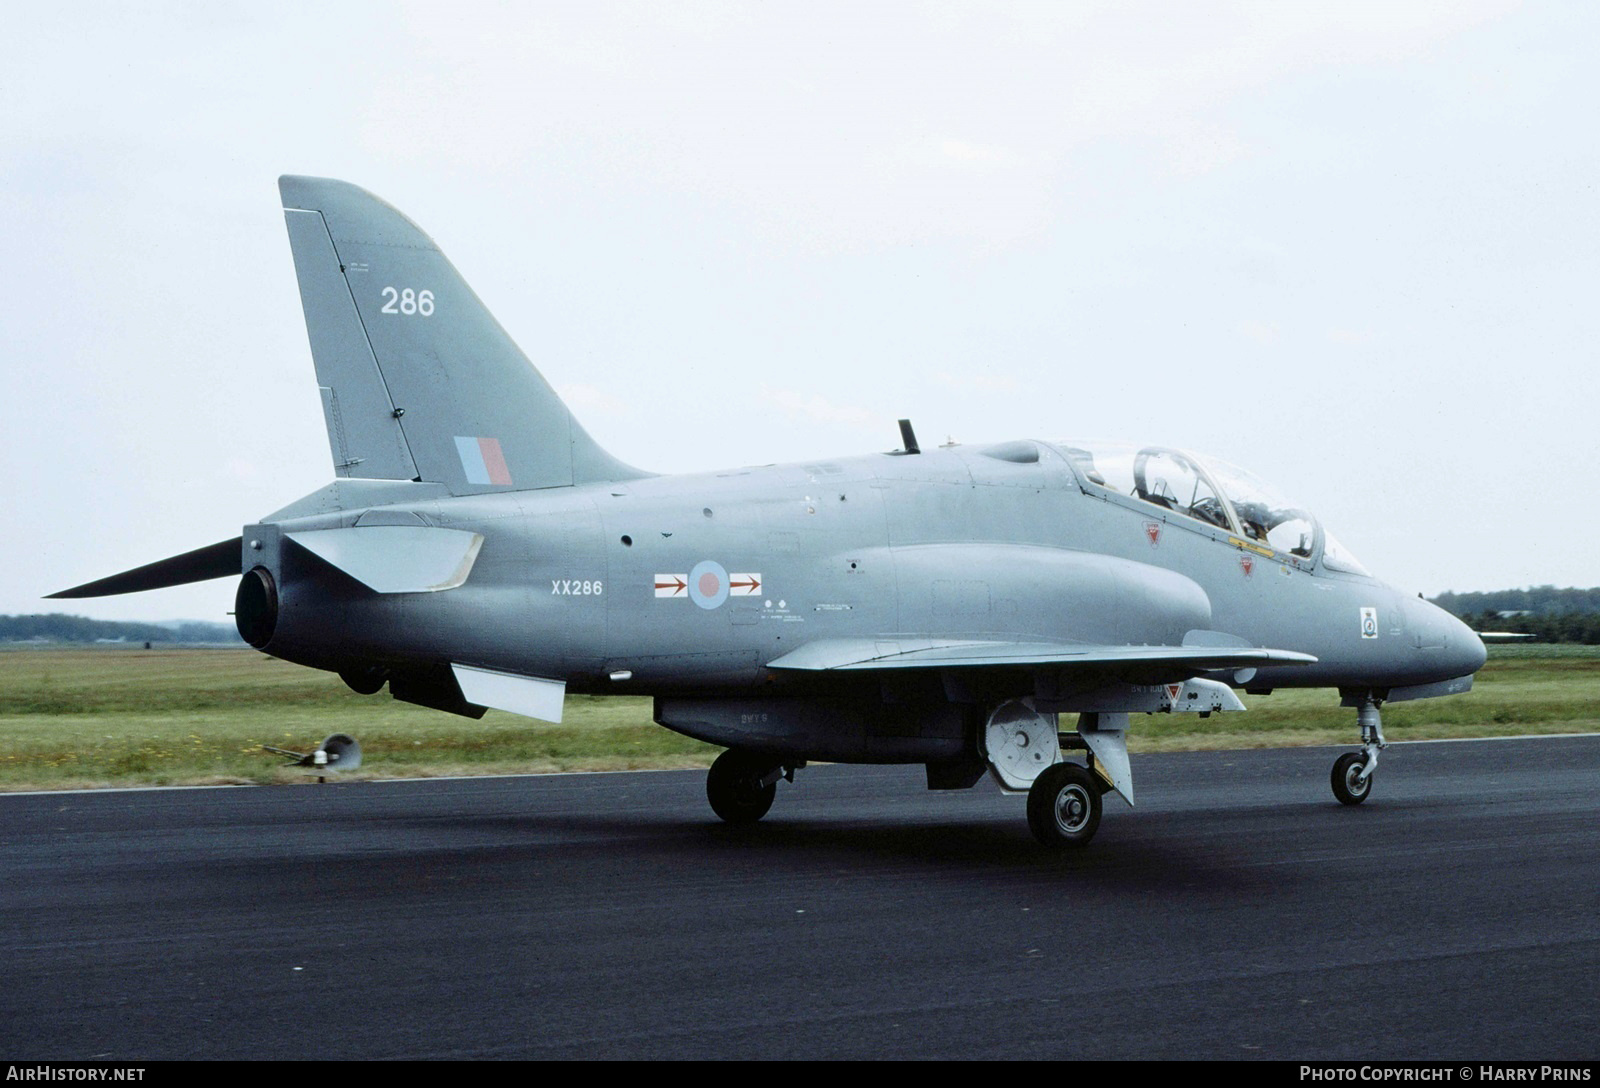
[279,176,647,493]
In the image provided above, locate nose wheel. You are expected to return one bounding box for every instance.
[1331,695,1386,805]
[1331,751,1372,805]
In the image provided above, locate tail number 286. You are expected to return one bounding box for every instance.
[380,287,435,316]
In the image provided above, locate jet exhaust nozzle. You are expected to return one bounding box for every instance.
[235,567,279,648]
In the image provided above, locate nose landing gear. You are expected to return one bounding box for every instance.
[1332,695,1386,805]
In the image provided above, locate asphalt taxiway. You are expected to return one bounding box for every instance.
[2,735,1596,1060]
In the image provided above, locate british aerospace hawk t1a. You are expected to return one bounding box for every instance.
[51,177,1487,848]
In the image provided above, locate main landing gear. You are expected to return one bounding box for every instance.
[1026,761,1103,848]
[706,749,801,824]
[986,701,1125,849]
[1332,695,1386,805]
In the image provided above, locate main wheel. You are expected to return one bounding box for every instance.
[706,749,778,824]
[1027,762,1102,848]
[1331,751,1372,805]
[339,666,387,696]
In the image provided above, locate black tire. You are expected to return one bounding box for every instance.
[1027,762,1102,848]
[339,666,387,696]
[1331,751,1372,805]
[706,749,778,824]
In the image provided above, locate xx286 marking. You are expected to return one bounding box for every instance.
[552,580,603,596]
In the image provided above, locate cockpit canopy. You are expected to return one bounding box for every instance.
[1053,441,1369,575]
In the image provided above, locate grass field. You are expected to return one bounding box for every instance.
[1,644,1596,790]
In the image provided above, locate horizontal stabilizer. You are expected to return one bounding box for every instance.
[451,664,566,723]
[768,638,1316,677]
[47,538,242,599]
[286,527,482,593]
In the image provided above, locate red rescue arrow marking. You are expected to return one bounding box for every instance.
[727,572,763,596]
[655,576,686,595]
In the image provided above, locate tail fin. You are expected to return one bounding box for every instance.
[279,176,647,493]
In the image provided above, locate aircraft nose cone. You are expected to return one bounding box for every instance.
[1451,613,1489,676]
[1409,596,1487,678]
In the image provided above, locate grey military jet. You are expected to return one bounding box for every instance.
[51,177,1487,848]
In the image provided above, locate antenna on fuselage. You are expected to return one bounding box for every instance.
[897,419,921,455]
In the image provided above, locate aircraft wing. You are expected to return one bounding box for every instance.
[767,638,1315,678]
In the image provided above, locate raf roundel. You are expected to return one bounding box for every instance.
[687,560,730,611]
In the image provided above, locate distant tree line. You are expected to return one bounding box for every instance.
[0,614,242,645]
[1430,586,1600,617]
[1429,586,1600,644]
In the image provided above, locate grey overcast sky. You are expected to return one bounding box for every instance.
[4,1,1596,623]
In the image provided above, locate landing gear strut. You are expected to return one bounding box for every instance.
[706,749,798,824]
[1332,696,1385,805]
